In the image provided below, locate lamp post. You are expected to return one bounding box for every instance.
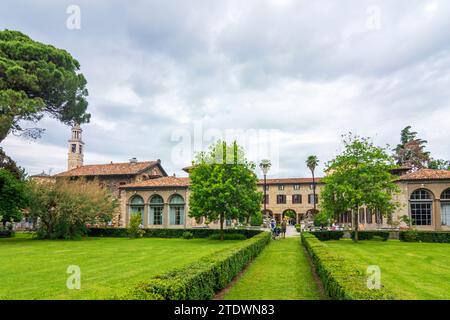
[259,159,271,220]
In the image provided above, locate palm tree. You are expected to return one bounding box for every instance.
[306,155,319,212]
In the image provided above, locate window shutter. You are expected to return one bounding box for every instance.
[180,207,185,225]
[170,207,175,225]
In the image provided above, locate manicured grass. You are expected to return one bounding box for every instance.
[223,237,321,300]
[326,239,450,300]
[0,233,240,300]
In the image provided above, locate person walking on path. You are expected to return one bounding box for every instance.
[281,219,287,239]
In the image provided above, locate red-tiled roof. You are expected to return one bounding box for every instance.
[122,176,190,188]
[257,178,323,185]
[398,168,450,181]
[56,161,163,177]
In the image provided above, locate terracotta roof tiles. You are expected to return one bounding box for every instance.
[398,168,450,181]
[56,161,162,177]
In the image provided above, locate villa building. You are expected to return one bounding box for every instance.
[50,125,450,231]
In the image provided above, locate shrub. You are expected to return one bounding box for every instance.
[208,233,246,240]
[250,213,263,226]
[399,231,450,243]
[128,215,145,239]
[124,232,271,300]
[350,231,390,241]
[311,231,344,241]
[301,232,395,300]
[181,231,194,239]
[0,169,27,227]
[27,179,118,239]
[87,227,261,239]
[0,229,13,238]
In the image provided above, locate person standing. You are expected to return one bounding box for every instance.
[281,219,287,239]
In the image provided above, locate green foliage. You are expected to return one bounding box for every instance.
[208,233,246,240]
[350,231,390,241]
[250,212,263,226]
[87,227,262,239]
[0,147,26,179]
[181,231,193,239]
[321,134,400,241]
[128,214,145,239]
[313,211,329,227]
[27,179,117,239]
[428,158,450,170]
[0,29,90,142]
[399,231,450,243]
[0,168,27,226]
[124,232,271,300]
[394,126,430,169]
[189,140,262,239]
[301,232,396,300]
[311,231,344,241]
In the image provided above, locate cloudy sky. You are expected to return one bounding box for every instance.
[1,0,449,178]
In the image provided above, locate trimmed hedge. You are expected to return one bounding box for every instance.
[399,230,450,243]
[301,232,395,300]
[122,231,271,300]
[208,233,246,240]
[0,230,13,238]
[87,227,261,239]
[311,231,344,241]
[350,231,389,241]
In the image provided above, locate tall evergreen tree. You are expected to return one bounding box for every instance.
[394,126,430,169]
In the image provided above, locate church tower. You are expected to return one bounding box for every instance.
[68,124,84,170]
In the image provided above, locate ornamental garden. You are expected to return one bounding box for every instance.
[1,30,450,300]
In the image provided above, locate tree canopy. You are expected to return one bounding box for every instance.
[321,134,400,241]
[189,140,262,240]
[394,126,430,169]
[0,168,27,226]
[0,29,90,142]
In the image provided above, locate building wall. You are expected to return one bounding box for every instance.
[257,183,323,222]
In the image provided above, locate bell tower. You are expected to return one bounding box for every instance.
[68,124,84,170]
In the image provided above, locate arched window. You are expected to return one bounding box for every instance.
[130,195,144,224]
[149,195,164,225]
[169,195,185,225]
[410,189,433,226]
[441,189,450,226]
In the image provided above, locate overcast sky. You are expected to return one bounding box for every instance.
[1,0,449,178]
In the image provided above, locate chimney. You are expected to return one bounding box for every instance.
[130,157,138,164]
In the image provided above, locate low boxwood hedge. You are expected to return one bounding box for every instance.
[350,231,390,241]
[87,227,261,239]
[310,231,344,241]
[0,230,13,238]
[399,230,450,243]
[121,231,271,300]
[301,232,395,300]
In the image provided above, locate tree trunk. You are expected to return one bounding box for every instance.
[220,213,224,241]
[312,171,316,212]
[353,207,359,242]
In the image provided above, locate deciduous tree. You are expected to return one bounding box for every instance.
[189,141,262,240]
[321,134,400,241]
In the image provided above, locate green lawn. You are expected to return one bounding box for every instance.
[0,233,240,300]
[326,239,450,300]
[224,237,321,300]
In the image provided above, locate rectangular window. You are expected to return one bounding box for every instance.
[375,210,383,224]
[265,185,270,191]
[71,144,76,153]
[175,207,182,225]
[277,195,286,204]
[79,145,83,154]
[152,206,163,225]
[292,194,302,204]
[293,184,300,190]
[278,185,284,191]
[308,194,318,204]
[262,195,269,204]
[366,209,373,224]
[442,203,450,226]
[410,202,432,226]
[359,208,365,224]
